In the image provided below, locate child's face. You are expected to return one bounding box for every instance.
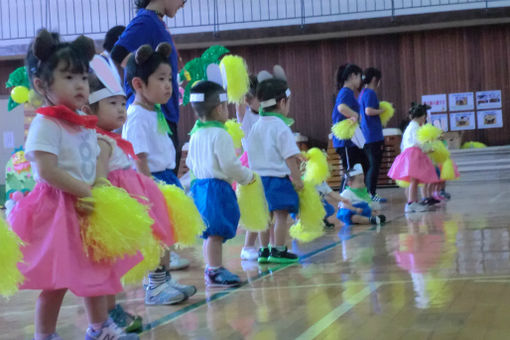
[163,0,186,18]
[141,63,173,105]
[350,73,362,89]
[416,115,427,125]
[279,97,291,116]
[42,61,90,111]
[95,95,127,131]
[246,96,260,113]
[349,173,365,188]
[210,102,229,123]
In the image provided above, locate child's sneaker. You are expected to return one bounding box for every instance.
[268,246,299,264]
[258,247,270,264]
[109,304,143,333]
[371,194,387,203]
[33,334,63,340]
[439,190,451,200]
[169,251,190,271]
[145,281,187,305]
[167,277,197,298]
[85,318,139,340]
[370,215,386,225]
[204,267,242,287]
[405,202,428,213]
[240,247,259,261]
[323,219,335,230]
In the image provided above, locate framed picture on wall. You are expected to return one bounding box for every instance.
[477,110,503,129]
[476,90,502,109]
[449,112,476,131]
[448,92,474,111]
[422,94,447,113]
[429,113,449,132]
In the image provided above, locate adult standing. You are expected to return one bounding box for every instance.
[332,63,367,189]
[110,0,190,271]
[359,67,387,202]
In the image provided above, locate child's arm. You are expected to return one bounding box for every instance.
[236,102,247,123]
[135,153,152,178]
[365,107,385,116]
[286,154,304,191]
[95,139,113,184]
[217,133,253,185]
[338,104,360,121]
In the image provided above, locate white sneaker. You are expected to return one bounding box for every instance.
[144,282,187,305]
[169,251,190,271]
[85,318,139,340]
[405,202,428,213]
[240,247,259,261]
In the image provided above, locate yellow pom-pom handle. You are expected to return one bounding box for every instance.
[80,185,155,262]
[122,237,164,286]
[440,158,458,181]
[461,141,487,149]
[379,101,394,127]
[158,184,205,248]
[0,217,25,297]
[428,140,450,164]
[237,174,270,232]
[225,119,245,149]
[290,182,325,243]
[417,123,442,144]
[303,148,330,186]
[332,119,359,140]
[220,55,250,103]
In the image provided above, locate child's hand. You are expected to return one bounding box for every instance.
[76,197,94,216]
[294,179,304,191]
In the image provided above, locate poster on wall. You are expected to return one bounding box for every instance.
[422,94,447,113]
[448,92,474,111]
[476,90,502,109]
[477,110,503,129]
[429,113,449,132]
[449,112,476,131]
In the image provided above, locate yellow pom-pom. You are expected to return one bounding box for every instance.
[0,217,24,297]
[428,140,450,164]
[237,174,270,232]
[220,55,250,103]
[332,120,358,140]
[225,119,244,149]
[303,148,330,185]
[158,184,205,248]
[461,141,487,149]
[440,158,458,181]
[379,101,394,127]
[80,185,155,262]
[290,182,325,243]
[417,123,442,143]
[396,180,410,188]
[122,237,163,286]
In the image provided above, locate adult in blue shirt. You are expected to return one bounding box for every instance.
[110,0,186,173]
[359,67,386,202]
[332,63,368,189]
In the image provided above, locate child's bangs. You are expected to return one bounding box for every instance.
[55,47,90,74]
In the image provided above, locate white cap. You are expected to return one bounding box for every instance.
[347,163,363,177]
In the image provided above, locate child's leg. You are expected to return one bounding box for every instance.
[106,295,116,312]
[409,179,419,202]
[273,210,289,248]
[240,231,259,261]
[259,229,270,248]
[205,236,223,268]
[83,295,108,327]
[204,236,241,287]
[243,232,258,248]
[352,215,371,224]
[34,289,67,338]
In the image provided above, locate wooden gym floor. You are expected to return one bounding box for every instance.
[2,179,510,340]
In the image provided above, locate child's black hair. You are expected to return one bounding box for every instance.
[363,67,381,85]
[103,25,125,53]
[125,43,172,92]
[409,102,430,119]
[26,29,95,89]
[135,0,151,10]
[190,81,226,119]
[256,78,288,111]
[336,63,363,90]
[246,74,258,99]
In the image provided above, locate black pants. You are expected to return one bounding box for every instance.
[335,146,368,190]
[364,141,384,196]
[168,121,181,176]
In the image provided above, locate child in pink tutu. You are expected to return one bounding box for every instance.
[90,45,196,309]
[8,30,138,340]
[388,103,439,213]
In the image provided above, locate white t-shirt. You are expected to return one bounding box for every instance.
[401,120,420,151]
[246,116,300,177]
[25,114,99,186]
[186,126,253,185]
[97,134,133,171]
[236,106,259,150]
[340,187,380,211]
[123,105,176,172]
[316,181,333,198]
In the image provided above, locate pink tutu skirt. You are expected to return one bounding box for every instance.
[108,168,174,246]
[8,183,141,297]
[388,147,439,184]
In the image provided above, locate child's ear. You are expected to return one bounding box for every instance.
[131,77,145,92]
[32,77,46,97]
[81,104,93,115]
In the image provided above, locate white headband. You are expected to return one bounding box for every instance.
[89,55,126,104]
[260,88,291,109]
[347,163,363,177]
[89,88,126,104]
[190,92,228,103]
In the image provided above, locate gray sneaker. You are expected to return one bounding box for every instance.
[85,318,139,340]
[167,278,197,298]
[405,202,428,213]
[169,251,190,270]
[145,281,187,305]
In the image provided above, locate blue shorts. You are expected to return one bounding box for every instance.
[152,169,183,189]
[261,176,299,214]
[337,202,372,225]
[191,179,240,241]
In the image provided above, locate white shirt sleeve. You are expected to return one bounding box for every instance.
[215,131,253,185]
[277,125,300,160]
[25,116,61,160]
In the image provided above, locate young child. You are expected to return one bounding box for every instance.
[122,44,196,304]
[84,56,195,327]
[337,164,386,226]
[8,30,137,340]
[186,80,254,287]
[246,66,303,264]
[388,103,439,213]
[316,181,347,229]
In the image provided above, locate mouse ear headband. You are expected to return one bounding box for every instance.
[257,65,291,109]
[89,55,126,104]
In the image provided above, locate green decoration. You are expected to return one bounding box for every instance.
[6,67,30,89]
[7,98,19,112]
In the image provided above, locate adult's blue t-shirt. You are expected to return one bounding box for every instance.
[332,87,359,148]
[359,88,384,144]
[114,9,179,123]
